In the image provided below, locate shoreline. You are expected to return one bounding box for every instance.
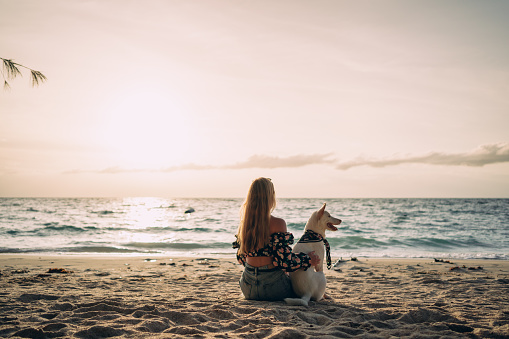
[1,255,508,338]
[1,252,508,261]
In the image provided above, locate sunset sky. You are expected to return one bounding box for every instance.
[1,0,508,198]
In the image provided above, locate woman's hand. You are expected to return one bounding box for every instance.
[308,251,320,268]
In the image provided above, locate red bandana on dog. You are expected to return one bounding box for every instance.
[297,230,332,270]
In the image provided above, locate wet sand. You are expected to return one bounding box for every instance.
[1,255,508,338]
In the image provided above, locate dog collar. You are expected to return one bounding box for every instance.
[297,230,332,270]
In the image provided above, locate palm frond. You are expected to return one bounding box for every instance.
[2,59,22,79]
[30,70,47,86]
[1,57,47,90]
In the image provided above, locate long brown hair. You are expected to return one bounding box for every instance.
[237,177,276,254]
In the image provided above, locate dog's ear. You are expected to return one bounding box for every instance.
[317,203,326,219]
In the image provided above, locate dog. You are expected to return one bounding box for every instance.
[284,203,341,306]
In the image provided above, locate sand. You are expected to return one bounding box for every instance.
[0,255,508,339]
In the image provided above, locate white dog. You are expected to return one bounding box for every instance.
[284,203,341,306]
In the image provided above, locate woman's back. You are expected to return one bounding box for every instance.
[245,216,287,267]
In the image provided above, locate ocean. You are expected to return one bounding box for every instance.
[0,197,508,260]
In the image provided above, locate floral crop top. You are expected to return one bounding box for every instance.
[233,232,312,272]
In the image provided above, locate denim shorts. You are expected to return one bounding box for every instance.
[239,263,296,301]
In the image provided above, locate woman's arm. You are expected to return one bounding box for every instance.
[269,216,319,270]
[267,231,315,272]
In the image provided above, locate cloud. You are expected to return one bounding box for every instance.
[225,153,336,169]
[63,143,509,175]
[64,153,335,174]
[336,142,509,170]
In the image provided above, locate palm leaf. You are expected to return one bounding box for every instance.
[1,57,47,89]
[2,59,22,79]
[30,70,47,86]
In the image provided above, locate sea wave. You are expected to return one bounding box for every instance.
[0,246,149,254]
[123,242,231,250]
[1,198,507,258]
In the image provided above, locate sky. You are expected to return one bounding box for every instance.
[1,0,508,198]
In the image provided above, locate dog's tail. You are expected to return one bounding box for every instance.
[284,295,311,306]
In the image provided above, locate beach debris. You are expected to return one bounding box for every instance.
[351,257,358,261]
[333,258,346,267]
[194,258,218,267]
[12,269,29,274]
[47,268,73,274]
[434,258,454,264]
[144,258,156,262]
[185,207,195,214]
[467,266,483,271]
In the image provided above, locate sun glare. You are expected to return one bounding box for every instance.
[99,88,192,169]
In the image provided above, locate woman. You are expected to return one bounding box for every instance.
[233,177,319,301]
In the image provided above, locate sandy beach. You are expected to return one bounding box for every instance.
[1,255,508,338]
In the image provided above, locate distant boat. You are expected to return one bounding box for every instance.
[184,208,195,214]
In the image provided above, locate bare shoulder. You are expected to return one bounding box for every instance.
[269,216,287,233]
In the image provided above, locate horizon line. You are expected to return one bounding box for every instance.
[1,196,508,199]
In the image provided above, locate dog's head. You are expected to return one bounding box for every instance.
[305,203,341,236]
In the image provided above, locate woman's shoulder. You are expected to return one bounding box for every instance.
[269,215,287,233]
[267,231,294,245]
